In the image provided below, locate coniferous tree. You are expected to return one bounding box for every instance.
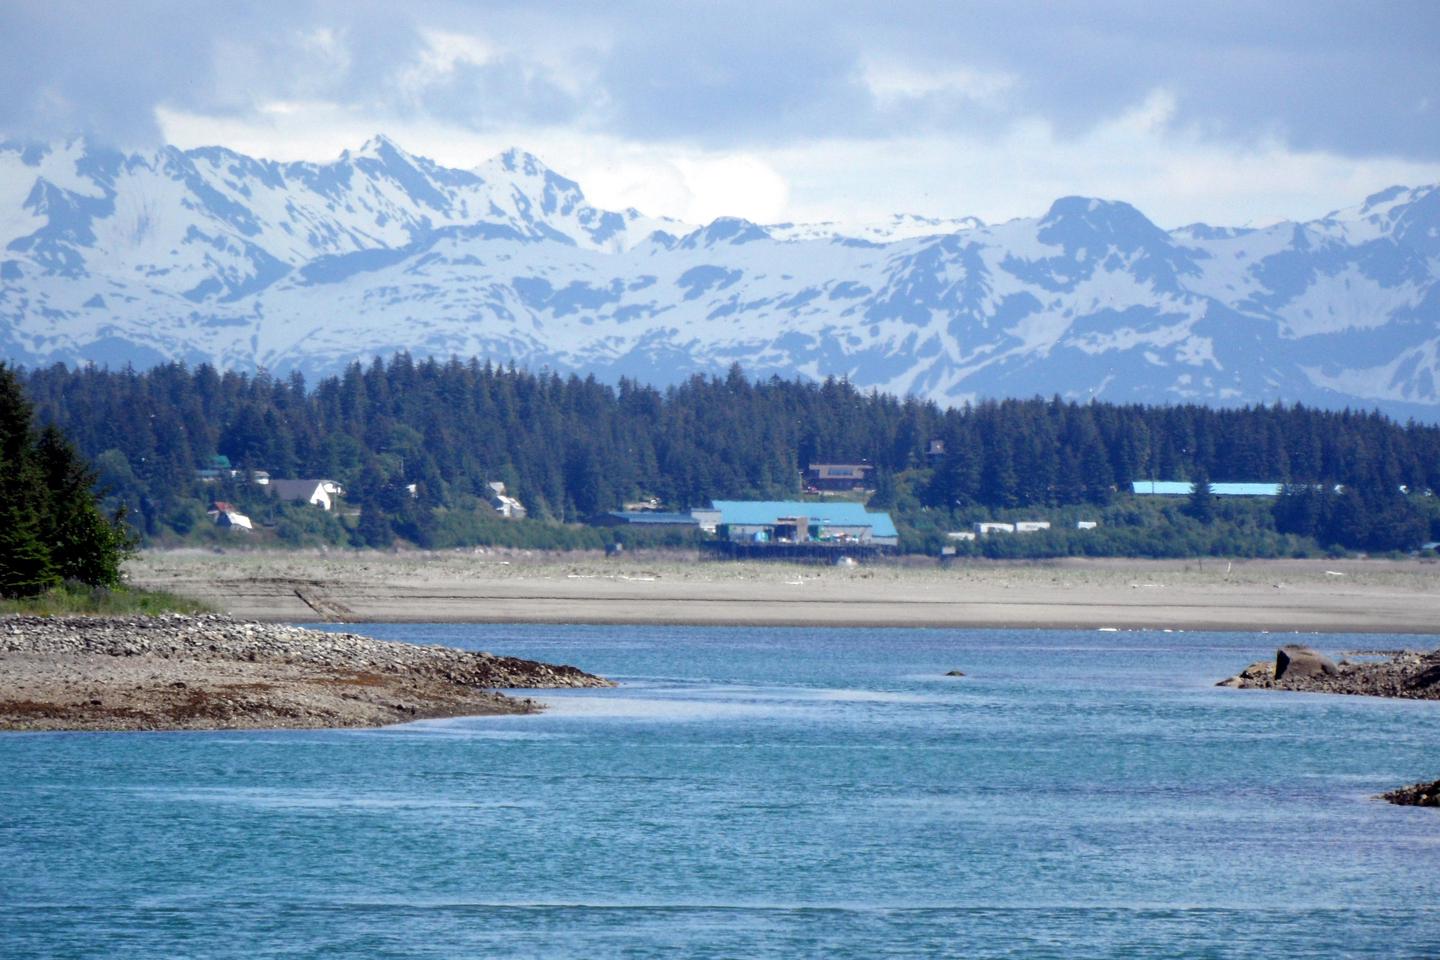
[0,365,130,596]
[1186,470,1216,523]
[35,425,133,586]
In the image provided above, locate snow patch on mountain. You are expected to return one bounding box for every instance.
[1,136,1438,420]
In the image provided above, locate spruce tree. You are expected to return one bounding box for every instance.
[1186,470,1216,524]
[0,366,58,596]
[36,425,132,586]
[0,365,130,597]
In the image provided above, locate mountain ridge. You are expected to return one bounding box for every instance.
[1,137,1437,420]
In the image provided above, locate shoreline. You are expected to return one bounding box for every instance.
[127,551,1440,635]
[0,614,611,733]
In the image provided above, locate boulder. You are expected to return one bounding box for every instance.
[945,669,966,677]
[1274,645,1338,681]
[1215,660,1273,688]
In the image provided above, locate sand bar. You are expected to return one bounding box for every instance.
[127,551,1440,635]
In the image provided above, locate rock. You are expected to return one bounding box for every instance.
[945,669,966,677]
[1379,778,1440,808]
[1218,646,1440,701]
[1215,660,1273,688]
[1274,644,1338,681]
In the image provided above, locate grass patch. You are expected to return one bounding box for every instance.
[0,582,211,617]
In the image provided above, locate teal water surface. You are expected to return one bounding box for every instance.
[2,625,1438,958]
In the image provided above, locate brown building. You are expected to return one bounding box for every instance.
[804,463,874,492]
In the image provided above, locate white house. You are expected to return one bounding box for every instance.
[1015,521,1052,533]
[1076,520,1099,530]
[488,481,527,519]
[207,502,253,531]
[268,479,338,511]
[946,530,977,541]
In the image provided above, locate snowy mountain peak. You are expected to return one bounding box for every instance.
[1,136,1438,420]
[680,217,772,248]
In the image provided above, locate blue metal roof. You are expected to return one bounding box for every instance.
[710,500,898,538]
[1131,481,1282,497]
[604,511,699,525]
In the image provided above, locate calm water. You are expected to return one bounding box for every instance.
[2,625,1438,958]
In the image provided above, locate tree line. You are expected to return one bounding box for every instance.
[17,356,1440,553]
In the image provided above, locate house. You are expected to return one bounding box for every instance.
[196,456,273,486]
[206,502,252,531]
[946,530,977,541]
[488,481,527,519]
[710,500,899,548]
[804,463,874,492]
[1015,521,1051,533]
[1076,520,1099,530]
[925,439,946,462]
[974,522,1015,535]
[196,454,238,484]
[1131,481,1283,497]
[268,479,339,511]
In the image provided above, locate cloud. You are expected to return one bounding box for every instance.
[4,0,1440,229]
[4,0,1439,159]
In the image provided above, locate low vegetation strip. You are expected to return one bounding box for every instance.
[0,613,612,732]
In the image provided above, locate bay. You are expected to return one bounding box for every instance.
[2,625,1437,958]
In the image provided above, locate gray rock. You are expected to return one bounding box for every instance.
[945,669,966,677]
[1274,645,1338,681]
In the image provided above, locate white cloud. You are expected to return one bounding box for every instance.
[158,85,1440,232]
[861,60,1014,106]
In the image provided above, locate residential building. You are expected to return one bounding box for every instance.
[268,479,338,510]
[206,501,253,530]
[804,463,874,492]
[488,481,527,519]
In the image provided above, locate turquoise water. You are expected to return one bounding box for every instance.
[3,625,1438,958]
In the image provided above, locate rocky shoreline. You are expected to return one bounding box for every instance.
[1218,643,1440,809]
[1216,643,1440,700]
[0,614,612,732]
[1379,779,1440,807]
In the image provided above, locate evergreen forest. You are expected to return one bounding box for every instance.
[0,363,132,597]
[17,356,1440,557]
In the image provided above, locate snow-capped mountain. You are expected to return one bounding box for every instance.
[2,136,1438,420]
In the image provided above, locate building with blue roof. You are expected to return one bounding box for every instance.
[709,500,899,547]
[1131,481,1283,497]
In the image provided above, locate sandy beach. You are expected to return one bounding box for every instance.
[127,550,1440,635]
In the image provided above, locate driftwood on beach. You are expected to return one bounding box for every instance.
[0,614,611,732]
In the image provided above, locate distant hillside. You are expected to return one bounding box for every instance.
[20,358,1440,554]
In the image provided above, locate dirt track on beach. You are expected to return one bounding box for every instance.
[127,551,1440,635]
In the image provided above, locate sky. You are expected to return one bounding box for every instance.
[3,0,1439,229]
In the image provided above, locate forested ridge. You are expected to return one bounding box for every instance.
[18,356,1440,554]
